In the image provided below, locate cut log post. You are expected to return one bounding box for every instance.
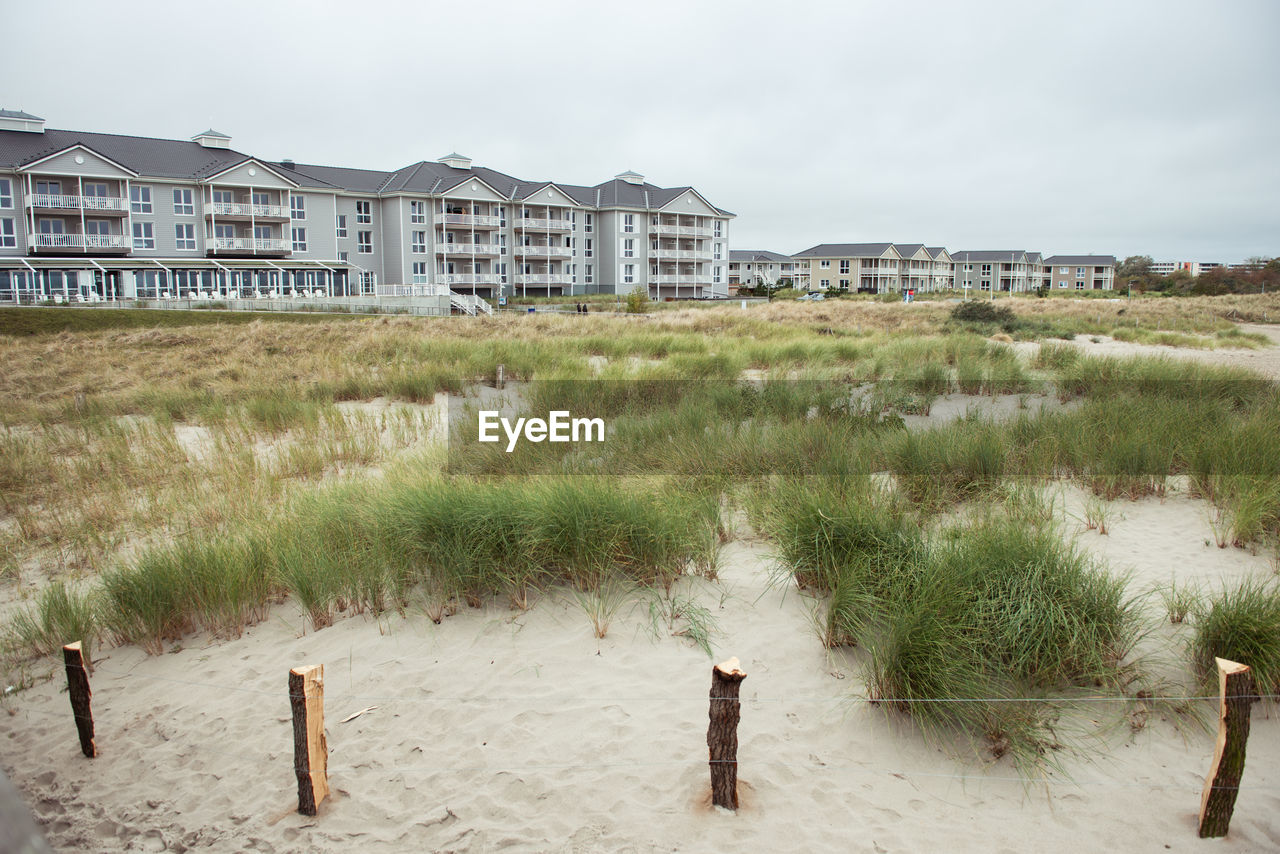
[62,642,96,759]
[707,657,747,810]
[496,363,505,390]
[1198,657,1257,838]
[289,665,329,816]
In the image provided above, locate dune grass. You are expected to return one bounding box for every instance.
[1192,578,1280,696]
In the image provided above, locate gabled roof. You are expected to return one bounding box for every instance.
[193,129,231,139]
[199,157,299,186]
[272,161,383,192]
[18,142,138,176]
[0,109,43,121]
[926,246,951,260]
[0,127,251,180]
[730,250,791,263]
[793,243,899,259]
[951,250,1034,263]
[1044,254,1117,266]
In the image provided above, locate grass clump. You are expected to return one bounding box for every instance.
[4,581,99,668]
[1192,578,1280,696]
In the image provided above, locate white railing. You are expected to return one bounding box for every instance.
[652,249,704,260]
[650,224,712,237]
[30,233,130,250]
[514,245,572,257]
[515,217,573,231]
[514,274,571,285]
[377,283,451,297]
[651,275,713,285]
[439,273,500,286]
[28,193,129,212]
[436,243,501,255]
[210,237,290,252]
[451,292,493,316]
[209,202,288,218]
[440,213,501,228]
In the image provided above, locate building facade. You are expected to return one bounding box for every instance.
[0,111,733,304]
[952,251,1050,293]
[727,250,797,291]
[1042,255,1116,291]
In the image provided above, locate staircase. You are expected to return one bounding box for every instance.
[450,292,493,316]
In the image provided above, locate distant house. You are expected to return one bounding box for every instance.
[1043,255,1116,291]
[951,251,1047,293]
[792,242,954,293]
[727,250,796,293]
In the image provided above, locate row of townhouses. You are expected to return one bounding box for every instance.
[0,111,735,304]
[730,245,1116,293]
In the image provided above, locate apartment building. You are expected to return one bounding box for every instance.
[952,251,1049,293]
[1149,261,1225,277]
[0,111,733,303]
[1043,255,1116,291]
[727,250,797,291]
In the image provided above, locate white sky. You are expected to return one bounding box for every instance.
[2,0,1276,261]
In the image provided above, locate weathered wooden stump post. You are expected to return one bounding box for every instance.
[1198,657,1257,838]
[707,657,747,810]
[496,363,505,390]
[62,642,96,758]
[289,665,329,816]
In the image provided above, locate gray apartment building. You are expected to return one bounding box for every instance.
[0,111,734,304]
[727,250,798,291]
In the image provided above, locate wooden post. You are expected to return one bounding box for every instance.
[1198,657,1257,838]
[496,363,505,390]
[289,665,329,816]
[707,657,747,810]
[62,642,96,758]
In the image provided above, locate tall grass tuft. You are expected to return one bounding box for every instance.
[4,581,99,669]
[1192,578,1280,696]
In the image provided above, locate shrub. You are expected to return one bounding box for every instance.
[951,301,1016,325]
[625,287,650,314]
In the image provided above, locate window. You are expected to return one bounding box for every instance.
[981,264,992,275]
[714,221,723,237]
[1059,266,1068,274]
[496,262,508,284]
[412,261,428,284]
[357,231,372,253]
[1076,267,1086,277]
[585,238,593,258]
[820,260,830,269]
[212,189,233,206]
[714,267,723,284]
[1058,280,1068,288]
[0,178,11,209]
[338,251,348,262]
[584,213,593,233]
[292,227,307,252]
[214,223,235,239]
[839,260,850,274]
[410,201,426,224]
[173,189,194,215]
[1076,280,1086,290]
[291,195,306,220]
[820,279,830,289]
[623,214,634,233]
[412,231,426,253]
[839,279,850,289]
[585,264,593,284]
[498,233,507,254]
[714,243,723,261]
[130,186,152,213]
[36,180,61,196]
[0,218,14,248]
[623,238,635,258]
[335,214,347,238]
[497,206,507,226]
[132,221,154,250]
[623,264,635,284]
[175,223,196,250]
[980,280,991,291]
[356,201,371,224]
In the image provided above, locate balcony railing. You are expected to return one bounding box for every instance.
[29,233,131,250]
[652,249,708,260]
[515,217,573,231]
[651,275,714,285]
[28,193,129,212]
[439,273,500,285]
[649,224,713,237]
[210,237,290,252]
[440,213,501,228]
[208,202,289,218]
[514,274,571,285]
[514,245,572,258]
[436,243,501,255]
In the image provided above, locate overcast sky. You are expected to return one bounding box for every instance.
[3,0,1276,261]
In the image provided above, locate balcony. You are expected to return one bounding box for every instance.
[515,217,573,231]
[652,248,709,261]
[650,224,712,238]
[28,233,131,252]
[440,273,500,286]
[436,243,501,256]
[514,274,572,285]
[514,245,572,258]
[440,213,501,229]
[28,193,130,214]
[651,275,713,285]
[206,202,289,220]
[208,237,290,255]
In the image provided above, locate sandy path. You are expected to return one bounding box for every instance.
[3,485,1279,852]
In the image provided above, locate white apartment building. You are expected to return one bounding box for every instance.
[0,111,734,304]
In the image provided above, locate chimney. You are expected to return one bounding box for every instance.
[282,159,296,169]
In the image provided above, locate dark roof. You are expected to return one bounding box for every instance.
[194,129,231,139]
[893,243,932,258]
[0,127,251,180]
[951,250,1034,263]
[794,243,897,258]
[926,246,950,259]
[0,125,733,214]
[0,109,43,120]
[730,250,791,263]
[1044,255,1116,266]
